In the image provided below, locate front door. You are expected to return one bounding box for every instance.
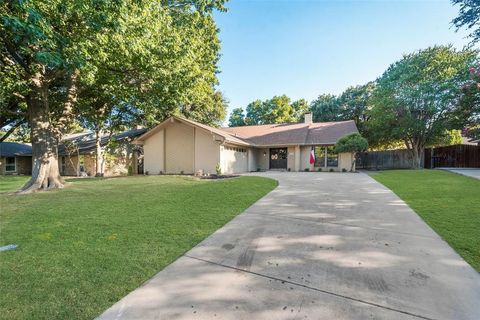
[270,148,288,169]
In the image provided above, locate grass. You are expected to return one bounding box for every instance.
[0,175,30,192]
[0,175,277,320]
[372,170,480,272]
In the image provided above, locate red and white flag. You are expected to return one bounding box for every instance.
[309,147,315,165]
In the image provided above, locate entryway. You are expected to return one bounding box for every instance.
[269,148,287,169]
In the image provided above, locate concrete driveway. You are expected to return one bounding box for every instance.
[442,168,480,180]
[98,172,480,320]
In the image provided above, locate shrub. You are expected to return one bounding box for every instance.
[329,168,334,172]
[335,133,368,172]
[342,168,347,172]
[317,167,322,172]
[216,163,222,175]
[304,168,310,172]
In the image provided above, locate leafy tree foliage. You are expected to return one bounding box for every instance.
[452,0,480,44]
[456,66,480,140]
[310,94,342,122]
[228,107,246,127]
[1,0,225,192]
[368,46,478,168]
[232,95,308,126]
[338,82,375,133]
[335,133,368,171]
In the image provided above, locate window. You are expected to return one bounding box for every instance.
[61,157,66,174]
[79,155,85,173]
[225,146,246,153]
[5,157,16,172]
[314,146,325,167]
[326,146,338,167]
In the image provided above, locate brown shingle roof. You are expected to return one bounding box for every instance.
[221,120,358,146]
[136,116,358,147]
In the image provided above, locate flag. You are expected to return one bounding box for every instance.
[310,147,315,165]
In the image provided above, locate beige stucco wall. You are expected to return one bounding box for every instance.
[247,148,258,172]
[257,148,269,170]
[300,146,311,171]
[143,129,164,174]
[195,128,220,175]
[142,121,228,175]
[287,147,296,171]
[338,152,354,171]
[165,122,194,174]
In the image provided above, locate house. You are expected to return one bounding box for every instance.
[0,142,33,175]
[0,128,146,176]
[57,128,147,176]
[134,113,358,175]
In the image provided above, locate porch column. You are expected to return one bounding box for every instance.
[294,145,300,171]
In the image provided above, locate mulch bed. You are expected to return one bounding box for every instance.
[197,174,240,180]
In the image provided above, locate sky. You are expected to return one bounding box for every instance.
[214,0,472,119]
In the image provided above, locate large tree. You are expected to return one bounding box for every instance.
[310,94,343,122]
[369,46,478,168]
[239,95,310,126]
[1,0,225,192]
[338,82,375,133]
[228,107,246,127]
[452,0,480,44]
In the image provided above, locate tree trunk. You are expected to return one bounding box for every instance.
[21,79,64,193]
[350,152,356,172]
[95,129,104,177]
[410,143,424,169]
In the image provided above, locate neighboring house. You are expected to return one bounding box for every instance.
[135,113,358,175]
[0,142,32,175]
[0,128,146,176]
[58,128,147,176]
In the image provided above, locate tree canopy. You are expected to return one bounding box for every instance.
[1,0,226,191]
[452,0,480,44]
[228,95,309,126]
[368,46,478,167]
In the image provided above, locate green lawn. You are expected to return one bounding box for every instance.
[0,175,30,192]
[0,175,277,320]
[372,170,480,272]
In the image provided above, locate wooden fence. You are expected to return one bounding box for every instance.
[356,149,415,170]
[357,144,480,170]
[425,144,480,168]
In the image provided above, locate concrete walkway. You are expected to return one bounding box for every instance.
[98,172,480,320]
[442,168,480,180]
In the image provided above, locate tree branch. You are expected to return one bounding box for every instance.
[0,118,25,142]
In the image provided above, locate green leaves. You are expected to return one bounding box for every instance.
[369,45,479,149]
[452,0,480,45]
[335,133,368,153]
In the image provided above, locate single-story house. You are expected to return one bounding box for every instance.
[134,113,359,175]
[57,128,147,176]
[0,128,146,176]
[0,142,33,175]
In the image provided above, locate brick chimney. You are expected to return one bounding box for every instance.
[304,112,313,124]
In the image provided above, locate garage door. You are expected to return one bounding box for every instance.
[222,146,248,174]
